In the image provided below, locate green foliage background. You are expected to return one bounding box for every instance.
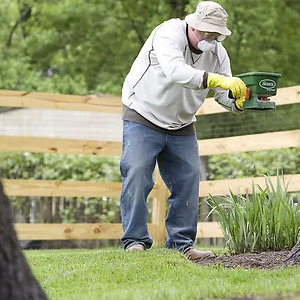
[1,0,299,93]
[0,153,121,227]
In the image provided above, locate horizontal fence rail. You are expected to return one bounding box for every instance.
[198,129,300,155]
[14,222,223,240]
[15,223,128,240]
[14,223,147,240]
[3,174,300,198]
[1,86,300,115]
[0,129,299,156]
[0,136,121,156]
[199,174,300,196]
[0,90,122,114]
[3,179,158,198]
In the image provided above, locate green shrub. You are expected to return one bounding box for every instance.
[206,173,300,254]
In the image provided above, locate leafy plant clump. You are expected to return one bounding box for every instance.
[206,173,300,254]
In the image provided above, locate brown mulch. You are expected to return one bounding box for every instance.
[193,250,300,269]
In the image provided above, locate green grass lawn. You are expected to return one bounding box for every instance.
[25,248,300,300]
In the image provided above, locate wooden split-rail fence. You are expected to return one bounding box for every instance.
[0,86,300,246]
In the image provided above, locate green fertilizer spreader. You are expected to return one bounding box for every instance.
[231,72,282,109]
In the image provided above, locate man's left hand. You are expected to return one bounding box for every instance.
[234,97,246,110]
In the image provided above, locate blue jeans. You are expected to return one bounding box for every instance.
[120,120,200,252]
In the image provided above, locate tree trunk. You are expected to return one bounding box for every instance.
[0,181,48,300]
[284,240,300,263]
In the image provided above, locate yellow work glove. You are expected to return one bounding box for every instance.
[207,73,247,110]
[234,97,246,110]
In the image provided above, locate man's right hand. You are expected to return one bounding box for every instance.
[207,73,247,102]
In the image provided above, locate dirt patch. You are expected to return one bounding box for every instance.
[194,250,300,269]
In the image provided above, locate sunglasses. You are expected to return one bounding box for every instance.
[203,32,227,42]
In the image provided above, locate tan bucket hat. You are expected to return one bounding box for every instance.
[185,1,231,36]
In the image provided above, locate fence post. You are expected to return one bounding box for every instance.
[151,169,168,247]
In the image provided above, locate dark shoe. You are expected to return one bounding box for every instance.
[184,248,214,260]
[126,244,145,251]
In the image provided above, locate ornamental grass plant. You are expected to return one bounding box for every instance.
[206,173,300,254]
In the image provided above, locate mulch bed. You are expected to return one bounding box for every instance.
[193,250,300,270]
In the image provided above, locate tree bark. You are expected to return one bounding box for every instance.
[284,240,300,263]
[0,181,48,300]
